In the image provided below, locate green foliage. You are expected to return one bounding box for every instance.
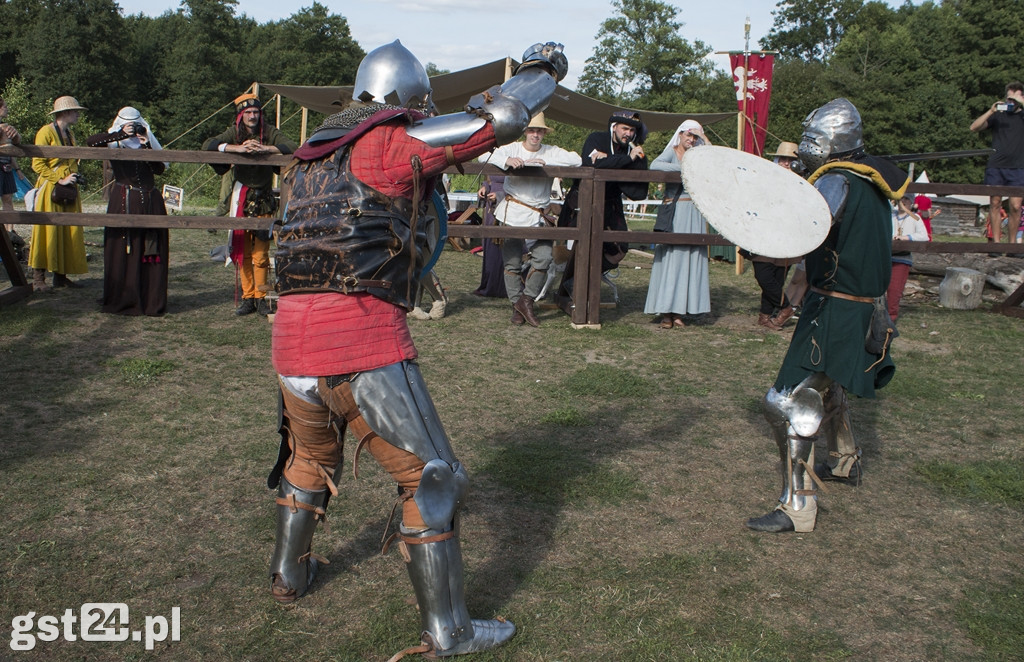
[914,460,1024,506]
[578,0,716,111]
[764,0,877,62]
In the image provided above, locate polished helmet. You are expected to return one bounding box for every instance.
[352,40,432,110]
[798,98,863,172]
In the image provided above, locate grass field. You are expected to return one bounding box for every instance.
[1,226,1022,661]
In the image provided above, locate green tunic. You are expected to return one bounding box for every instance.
[202,124,296,189]
[774,169,896,398]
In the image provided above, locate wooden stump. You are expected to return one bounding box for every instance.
[938,267,985,309]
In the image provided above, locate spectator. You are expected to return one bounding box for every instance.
[555,110,648,316]
[969,81,1024,244]
[483,112,581,326]
[87,107,169,316]
[203,93,296,316]
[29,96,88,292]
[1,95,27,245]
[472,175,508,298]
[912,194,938,240]
[644,119,711,329]
[741,141,801,330]
[888,194,929,321]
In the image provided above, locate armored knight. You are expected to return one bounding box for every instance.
[746,98,908,534]
[267,40,567,657]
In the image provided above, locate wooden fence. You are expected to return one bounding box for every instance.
[2,144,1023,322]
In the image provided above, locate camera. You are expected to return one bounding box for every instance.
[125,122,146,136]
[996,101,1016,113]
[71,173,87,187]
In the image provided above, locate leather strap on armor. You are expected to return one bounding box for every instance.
[275,146,428,309]
[810,286,874,303]
[318,376,382,480]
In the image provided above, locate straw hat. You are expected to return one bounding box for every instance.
[770,141,799,159]
[49,96,86,115]
[526,112,552,132]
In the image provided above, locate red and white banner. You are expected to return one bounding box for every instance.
[730,53,774,156]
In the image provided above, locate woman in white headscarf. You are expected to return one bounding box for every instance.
[87,107,169,316]
[644,120,712,328]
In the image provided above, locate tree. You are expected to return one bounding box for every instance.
[159,0,247,148]
[252,3,364,87]
[577,0,716,112]
[764,0,877,62]
[17,0,133,121]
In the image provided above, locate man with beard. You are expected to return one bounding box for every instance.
[203,93,296,316]
[555,110,648,316]
[268,40,567,658]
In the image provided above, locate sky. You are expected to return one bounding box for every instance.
[116,0,783,89]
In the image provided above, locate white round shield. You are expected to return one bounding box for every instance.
[681,145,831,259]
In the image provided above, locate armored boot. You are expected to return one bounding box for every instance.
[747,423,818,533]
[269,478,328,604]
[816,385,862,484]
[400,526,515,657]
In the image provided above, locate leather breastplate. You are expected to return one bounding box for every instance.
[274,147,427,310]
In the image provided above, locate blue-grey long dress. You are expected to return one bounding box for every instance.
[644,145,711,316]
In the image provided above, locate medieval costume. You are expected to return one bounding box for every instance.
[644,120,711,327]
[203,94,296,316]
[747,99,908,534]
[269,40,567,658]
[29,96,88,290]
[87,107,169,316]
[555,110,649,315]
[485,112,581,326]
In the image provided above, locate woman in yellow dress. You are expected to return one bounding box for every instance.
[29,96,88,291]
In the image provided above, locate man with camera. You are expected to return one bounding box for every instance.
[203,93,296,316]
[970,81,1024,244]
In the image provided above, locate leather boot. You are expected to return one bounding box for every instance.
[512,295,540,327]
[269,479,328,604]
[510,306,525,325]
[770,306,795,329]
[53,273,81,288]
[256,297,272,316]
[235,298,257,316]
[757,312,773,328]
[400,526,515,657]
[32,268,50,293]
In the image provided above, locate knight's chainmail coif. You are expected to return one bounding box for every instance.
[313,103,406,134]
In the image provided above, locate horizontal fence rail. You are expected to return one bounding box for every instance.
[2,144,1023,321]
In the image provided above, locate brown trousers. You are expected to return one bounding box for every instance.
[278,379,429,530]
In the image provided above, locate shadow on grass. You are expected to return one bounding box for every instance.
[463,361,701,616]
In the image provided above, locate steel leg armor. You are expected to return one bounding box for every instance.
[277,363,515,657]
[747,374,833,533]
[344,363,515,657]
[269,478,328,603]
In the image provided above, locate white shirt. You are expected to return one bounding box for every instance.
[483,142,581,227]
[891,209,929,241]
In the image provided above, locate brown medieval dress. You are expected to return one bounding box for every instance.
[87,130,169,316]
